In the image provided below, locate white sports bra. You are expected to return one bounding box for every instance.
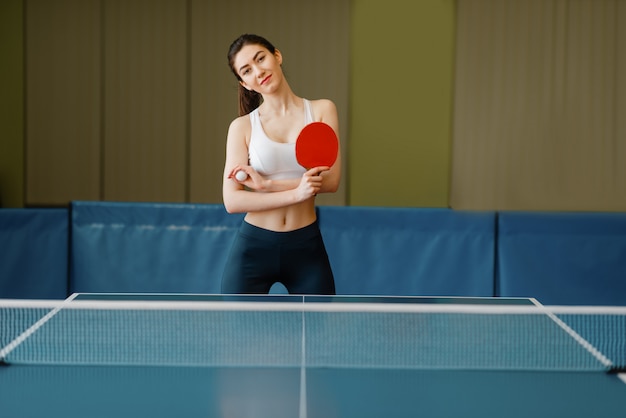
[248,99,315,180]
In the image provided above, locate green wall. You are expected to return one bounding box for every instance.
[0,0,24,208]
[1,0,456,208]
[349,0,455,207]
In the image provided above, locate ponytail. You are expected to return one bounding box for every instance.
[238,84,262,117]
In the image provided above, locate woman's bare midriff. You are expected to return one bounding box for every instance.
[244,198,317,232]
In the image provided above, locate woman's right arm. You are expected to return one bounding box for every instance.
[222,117,321,214]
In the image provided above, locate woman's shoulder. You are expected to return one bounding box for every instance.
[228,113,252,132]
[308,98,337,120]
[308,98,336,109]
[227,113,253,146]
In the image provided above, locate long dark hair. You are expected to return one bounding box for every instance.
[227,34,277,116]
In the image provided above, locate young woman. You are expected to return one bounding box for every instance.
[221,34,341,294]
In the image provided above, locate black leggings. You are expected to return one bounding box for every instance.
[221,220,336,295]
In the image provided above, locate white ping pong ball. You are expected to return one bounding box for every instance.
[235,170,248,181]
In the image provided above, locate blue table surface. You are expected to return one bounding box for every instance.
[1,294,624,418]
[1,364,624,418]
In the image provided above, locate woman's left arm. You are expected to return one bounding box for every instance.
[313,99,342,194]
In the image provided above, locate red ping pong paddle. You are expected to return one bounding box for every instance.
[295,122,338,170]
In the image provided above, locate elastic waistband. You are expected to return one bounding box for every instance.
[239,220,321,244]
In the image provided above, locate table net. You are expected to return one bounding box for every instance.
[1,294,624,372]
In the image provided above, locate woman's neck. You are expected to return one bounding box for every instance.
[259,89,301,117]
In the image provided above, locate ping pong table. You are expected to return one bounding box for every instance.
[1,294,625,418]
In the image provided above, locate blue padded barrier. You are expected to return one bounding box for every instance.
[70,201,244,294]
[0,209,69,299]
[8,203,625,303]
[497,212,626,305]
[318,206,496,296]
[71,203,495,297]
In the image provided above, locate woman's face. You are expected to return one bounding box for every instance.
[233,44,283,94]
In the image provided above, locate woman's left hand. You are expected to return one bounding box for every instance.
[295,167,330,200]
